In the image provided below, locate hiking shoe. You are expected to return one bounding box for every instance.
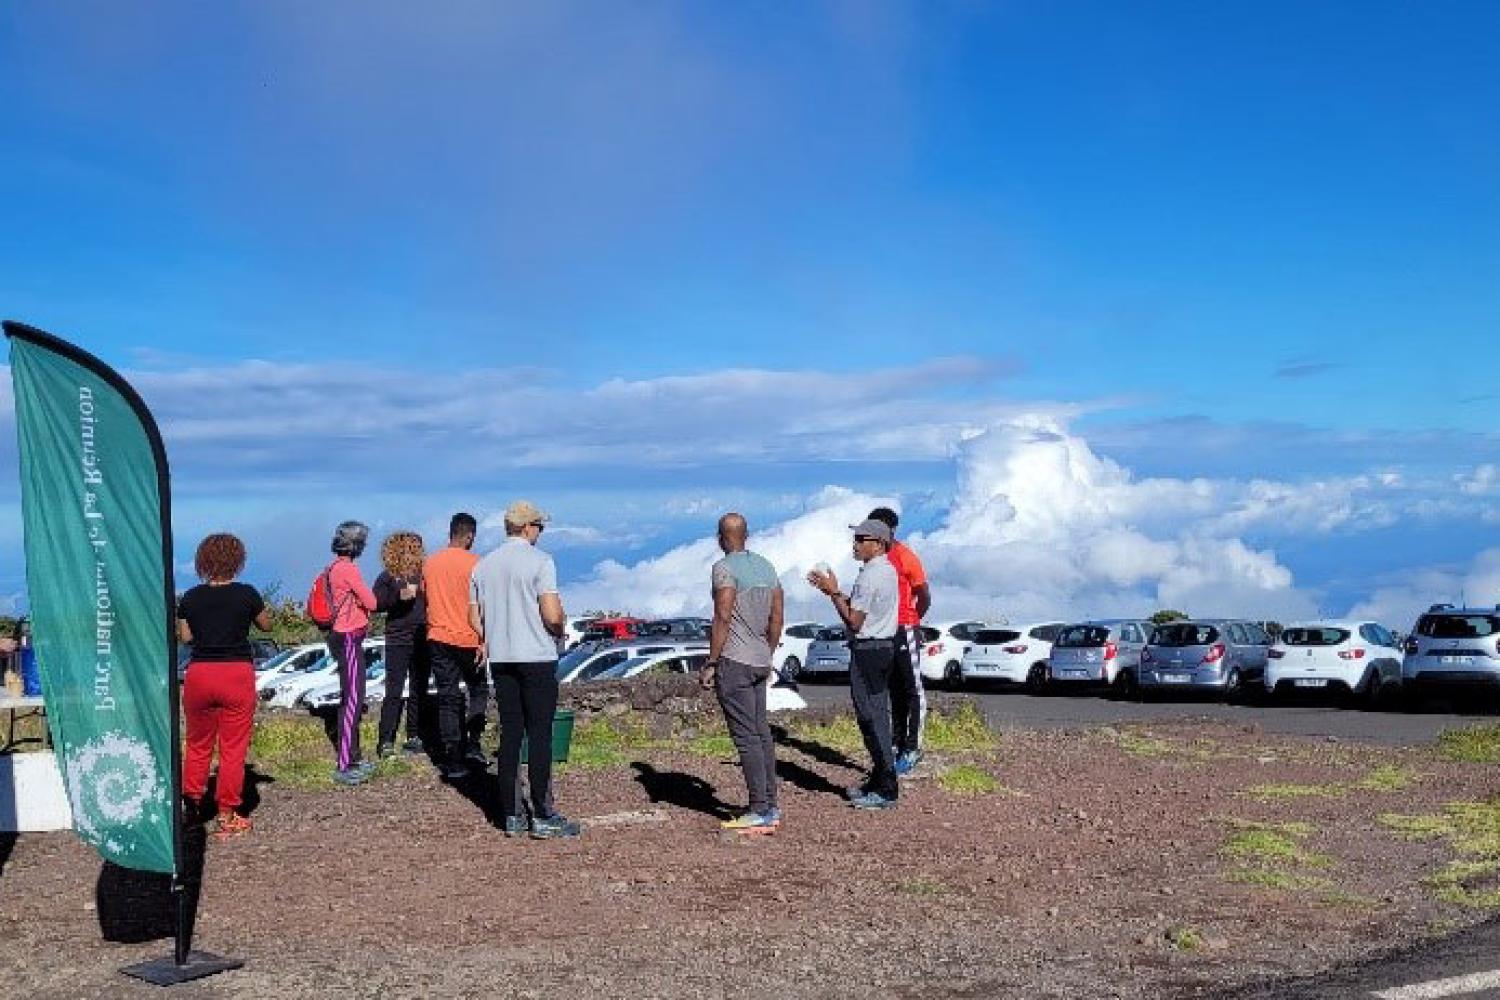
[352,758,376,775]
[331,767,369,787]
[402,737,425,754]
[211,812,252,841]
[502,815,529,838]
[849,790,897,810]
[530,814,582,840]
[439,762,472,781]
[377,742,397,759]
[721,811,777,832]
[764,807,783,828]
[894,750,923,776]
[844,783,868,802]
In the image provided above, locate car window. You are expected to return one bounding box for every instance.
[580,651,629,679]
[1376,624,1397,647]
[1226,624,1247,644]
[816,627,847,642]
[974,629,1021,644]
[1153,624,1220,647]
[1055,625,1110,648]
[788,624,815,639]
[1030,625,1060,642]
[1284,627,1351,646]
[1418,614,1500,639]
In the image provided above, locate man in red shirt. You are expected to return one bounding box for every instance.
[868,507,929,775]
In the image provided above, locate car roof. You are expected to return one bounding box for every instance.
[1281,620,1368,630]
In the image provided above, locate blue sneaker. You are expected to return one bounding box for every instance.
[502,814,529,838]
[331,767,368,787]
[844,783,867,802]
[530,813,582,840]
[894,750,923,777]
[849,790,897,810]
[721,811,778,833]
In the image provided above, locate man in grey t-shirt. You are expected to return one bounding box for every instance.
[702,512,784,832]
[468,499,579,839]
[807,518,901,809]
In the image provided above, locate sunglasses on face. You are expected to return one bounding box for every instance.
[854,535,876,543]
[530,522,545,533]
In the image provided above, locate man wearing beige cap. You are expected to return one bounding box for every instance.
[807,518,901,809]
[468,500,579,839]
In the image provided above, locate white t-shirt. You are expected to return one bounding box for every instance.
[849,555,899,640]
[470,538,560,663]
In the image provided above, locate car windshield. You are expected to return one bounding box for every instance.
[1153,624,1219,647]
[577,651,630,680]
[1055,625,1111,648]
[974,629,1021,644]
[596,658,646,680]
[256,648,295,671]
[1421,615,1500,639]
[1281,627,1350,646]
[557,644,602,676]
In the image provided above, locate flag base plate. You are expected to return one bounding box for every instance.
[121,951,243,986]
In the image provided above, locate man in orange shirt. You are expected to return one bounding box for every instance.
[868,507,930,776]
[423,512,487,779]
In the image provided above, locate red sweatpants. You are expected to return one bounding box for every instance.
[182,661,256,812]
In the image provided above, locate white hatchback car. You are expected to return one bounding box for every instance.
[1266,620,1404,704]
[917,621,991,688]
[255,643,332,698]
[266,639,384,708]
[773,622,823,681]
[958,623,1066,690]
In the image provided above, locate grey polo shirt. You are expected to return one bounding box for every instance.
[849,555,899,640]
[469,538,560,663]
[711,550,781,669]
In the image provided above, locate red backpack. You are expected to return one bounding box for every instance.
[306,563,339,630]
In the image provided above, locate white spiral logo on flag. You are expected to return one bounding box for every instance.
[64,731,165,847]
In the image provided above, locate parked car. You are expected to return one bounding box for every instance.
[266,639,384,708]
[1047,619,1154,694]
[917,621,992,688]
[1137,619,1271,699]
[582,617,646,643]
[302,653,393,711]
[556,640,686,684]
[563,616,600,651]
[773,622,824,681]
[802,626,851,680]
[1265,620,1403,704]
[255,643,332,697]
[957,622,1065,689]
[1401,605,1500,701]
[635,618,712,641]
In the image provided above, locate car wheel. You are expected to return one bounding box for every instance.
[1026,662,1050,694]
[782,656,801,683]
[1223,667,1243,702]
[944,660,963,690]
[1110,669,1137,701]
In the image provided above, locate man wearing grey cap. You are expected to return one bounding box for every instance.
[807,518,901,809]
[468,500,580,839]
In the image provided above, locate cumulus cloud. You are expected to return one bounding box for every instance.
[1345,549,1500,629]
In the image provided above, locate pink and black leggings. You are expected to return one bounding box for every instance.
[326,628,367,770]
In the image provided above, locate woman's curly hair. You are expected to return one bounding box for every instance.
[195,533,247,582]
[380,531,426,578]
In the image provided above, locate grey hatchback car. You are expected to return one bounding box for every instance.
[1402,605,1500,697]
[1048,619,1154,694]
[1138,619,1272,699]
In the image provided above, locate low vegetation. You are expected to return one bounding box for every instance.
[938,763,999,795]
[1381,797,1500,908]
[1438,724,1500,764]
[250,714,411,789]
[1220,819,1334,894]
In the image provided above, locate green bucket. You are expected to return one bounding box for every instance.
[518,709,575,764]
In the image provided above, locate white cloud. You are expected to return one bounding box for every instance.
[1346,549,1500,629]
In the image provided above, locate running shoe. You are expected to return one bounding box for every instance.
[377,742,397,759]
[352,758,376,776]
[894,750,923,776]
[502,815,529,838]
[211,812,252,841]
[331,767,368,787]
[439,762,472,781]
[402,737,425,754]
[721,811,776,833]
[530,813,582,839]
[849,790,897,810]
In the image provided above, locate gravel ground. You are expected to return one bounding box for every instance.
[2,715,1497,999]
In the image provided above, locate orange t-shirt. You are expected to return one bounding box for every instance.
[423,546,480,648]
[887,540,928,627]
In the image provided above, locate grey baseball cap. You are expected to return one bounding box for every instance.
[848,518,893,543]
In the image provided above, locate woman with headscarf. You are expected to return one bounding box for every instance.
[373,530,429,758]
[177,533,272,838]
[325,520,379,785]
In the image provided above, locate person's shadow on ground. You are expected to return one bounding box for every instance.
[442,766,507,827]
[774,758,848,798]
[631,762,735,820]
[770,725,860,771]
[0,832,16,880]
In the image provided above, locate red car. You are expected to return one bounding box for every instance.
[582,617,645,642]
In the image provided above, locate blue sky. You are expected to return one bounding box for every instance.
[2,3,1498,624]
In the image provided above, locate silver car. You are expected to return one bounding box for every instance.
[802,626,851,679]
[1138,619,1271,699]
[1047,619,1153,694]
[556,640,687,684]
[1401,605,1500,700]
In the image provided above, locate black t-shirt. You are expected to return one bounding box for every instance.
[177,583,265,662]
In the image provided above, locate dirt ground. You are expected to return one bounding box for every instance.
[3,701,1499,999]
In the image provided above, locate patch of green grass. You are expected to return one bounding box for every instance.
[1427,859,1500,908]
[1439,724,1500,764]
[938,763,998,795]
[787,713,867,754]
[1165,926,1204,951]
[1114,729,1177,759]
[1242,782,1345,802]
[897,877,949,896]
[1317,890,1381,910]
[688,732,736,759]
[1380,812,1459,841]
[1227,868,1333,891]
[1354,764,1420,792]
[1380,799,1500,857]
[923,702,999,752]
[250,714,399,789]
[1221,822,1330,868]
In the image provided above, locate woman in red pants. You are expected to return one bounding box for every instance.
[176,533,272,840]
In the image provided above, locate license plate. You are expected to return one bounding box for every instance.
[1061,669,1091,679]
[1293,678,1328,688]
[818,659,842,667]
[972,663,997,672]
[1159,673,1191,684]
[1441,656,1474,665]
